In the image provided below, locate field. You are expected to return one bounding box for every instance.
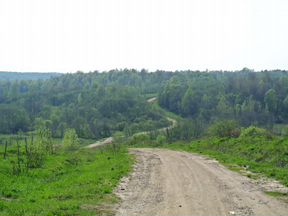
[0,138,132,216]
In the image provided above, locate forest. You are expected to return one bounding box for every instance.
[0,72,62,81]
[1,69,288,139]
[0,70,172,139]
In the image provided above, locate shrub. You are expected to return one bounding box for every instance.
[208,120,240,138]
[156,135,166,145]
[240,126,272,139]
[63,129,80,150]
[128,133,150,145]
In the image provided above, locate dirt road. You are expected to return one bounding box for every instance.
[85,137,113,148]
[115,148,288,216]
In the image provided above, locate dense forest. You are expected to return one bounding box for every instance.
[159,69,288,127]
[1,69,288,139]
[0,70,172,138]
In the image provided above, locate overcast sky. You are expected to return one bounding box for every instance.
[0,0,287,72]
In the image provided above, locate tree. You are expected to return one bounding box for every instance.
[283,95,288,111]
[181,85,200,116]
[37,127,53,154]
[216,95,233,117]
[0,105,30,133]
[264,89,278,113]
[63,128,80,150]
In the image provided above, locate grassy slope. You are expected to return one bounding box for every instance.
[0,143,132,216]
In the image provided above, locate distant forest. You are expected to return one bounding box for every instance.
[1,69,288,138]
[0,72,62,81]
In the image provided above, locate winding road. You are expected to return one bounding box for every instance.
[86,97,176,149]
[85,97,288,215]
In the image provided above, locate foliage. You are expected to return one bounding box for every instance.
[166,119,205,141]
[0,105,29,133]
[207,120,240,138]
[26,128,54,168]
[240,126,272,139]
[2,70,288,138]
[158,70,288,127]
[0,70,172,138]
[63,129,80,150]
[156,135,166,145]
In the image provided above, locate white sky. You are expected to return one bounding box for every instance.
[0,0,287,72]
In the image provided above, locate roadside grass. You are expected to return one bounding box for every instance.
[265,191,288,197]
[0,142,132,216]
[264,191,288,202]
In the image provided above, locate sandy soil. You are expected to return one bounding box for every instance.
[85,137,113,148]
[115,148,288,216]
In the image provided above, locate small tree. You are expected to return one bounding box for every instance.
[27,132,46,168]
[37,128,53,154]
[63,128,80,150]
[156,135,166,145]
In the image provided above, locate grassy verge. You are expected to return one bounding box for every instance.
[0,143,132,215]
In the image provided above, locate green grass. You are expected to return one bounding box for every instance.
[0,143,133,215]
[264,191,288,202]
[265,191,288,197]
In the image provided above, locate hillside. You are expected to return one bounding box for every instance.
[1,69,288,138]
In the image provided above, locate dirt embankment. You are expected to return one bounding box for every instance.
[115,148,288,216]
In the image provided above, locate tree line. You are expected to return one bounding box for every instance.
[1,69,288,139]
[0,70,172,138]
[159,69,288,128]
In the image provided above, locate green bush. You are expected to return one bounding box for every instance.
[240,126,272,139]
[128,133,150,145]
[63,129,80,150]
[208,120,240,138]
[156,135,166,145]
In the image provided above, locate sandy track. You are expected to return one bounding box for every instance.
[115,148,288,216]
[85,137,113,148]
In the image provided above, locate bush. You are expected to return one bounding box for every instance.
[208,120,240,138]
[63,129,80,150]
[26,128,51,168]
[240,126,272,139]
[128,133,150,145]
[156,135,166,145]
